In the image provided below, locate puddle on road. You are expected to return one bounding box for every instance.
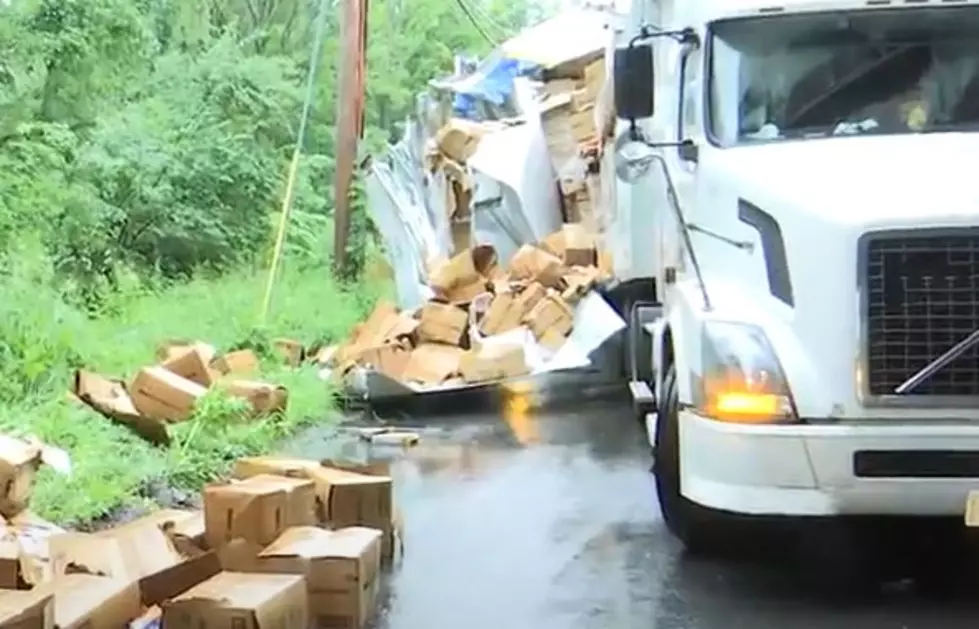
[279,382,649,629]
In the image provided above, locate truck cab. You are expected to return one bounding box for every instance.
[615,0,979,552]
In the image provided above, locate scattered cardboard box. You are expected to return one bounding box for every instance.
[129,367,207,423]
[434,119,486,163]
[161,345,219,387]
[273,339,305,366]
[0,511,65,589]
[39,573,141,629]
[255,527,381,629]
[356,342,411,381]
[154,340,215,364]
[318,461,400,564]
[72,372,169,446]
[416,302,468,346]
[508,245,564,288]
[322,221,608,391]
[210,349,260,377]
[0,587,53,628]
[48,515,221,608]
[305,467,392,532]
[161,572,308,629]
[0,437,48,520]
[238,475,317,529]
[219,380,289,415]
[72,345,291,442]
[428,245,497,304]
[523,292,575,351]
[203,481,290,549]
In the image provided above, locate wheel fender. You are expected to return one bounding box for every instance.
[648,317,668,404]
[661,302,697,407]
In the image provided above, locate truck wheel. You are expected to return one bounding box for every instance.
[655,365,725,555]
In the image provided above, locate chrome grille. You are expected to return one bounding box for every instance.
[863,230,979,397]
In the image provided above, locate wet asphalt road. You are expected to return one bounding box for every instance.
[290,381,979,629]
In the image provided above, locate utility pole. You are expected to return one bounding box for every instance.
[333,0,370,279]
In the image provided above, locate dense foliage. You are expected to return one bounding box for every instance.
[0,0,546,523]
[0,0,539,289]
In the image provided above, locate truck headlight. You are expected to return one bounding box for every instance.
[691,321,798,424]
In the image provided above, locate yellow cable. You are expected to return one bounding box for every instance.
[260,148,302,325]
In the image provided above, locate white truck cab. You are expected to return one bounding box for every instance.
[614,0,979,552]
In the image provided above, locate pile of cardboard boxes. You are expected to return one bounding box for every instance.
[427,118,493,255]
[323,223,612,389]
[0,453,401,628]
[537,54,607,232]
[72,342,296,445]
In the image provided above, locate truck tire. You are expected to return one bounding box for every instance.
[655,364,725,555]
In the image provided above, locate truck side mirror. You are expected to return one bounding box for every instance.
[614,44,654,121]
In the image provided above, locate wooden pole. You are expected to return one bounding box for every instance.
[333,0,370,279]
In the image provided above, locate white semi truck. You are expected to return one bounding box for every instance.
[613,0,979,554]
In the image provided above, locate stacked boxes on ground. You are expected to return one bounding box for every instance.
[0,452,399,629]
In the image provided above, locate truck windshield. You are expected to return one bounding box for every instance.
[707,7,979,145]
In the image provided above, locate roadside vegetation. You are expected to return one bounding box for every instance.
[0,0,545,525]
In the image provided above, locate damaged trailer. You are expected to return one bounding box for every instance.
[333,7,645,407]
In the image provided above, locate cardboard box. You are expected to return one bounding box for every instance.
[238,475,317,528]
[491,283,548,335]
[305,467,392,531]
[203,482,290,549]
[72,372,170,446]
[434,119,485,163]
[417,302,468,346]
[220,380,289,415]
[356,343,411,380]
[318,461,399,564]
[0,511,65,589]
[40,573,140,629]
[210,350,260,376]
[400,344,464,384]
[460,344,529,384]
[155,341,216,365]
[508,245,564,289]
[523,292,574,343]
[255,527,381,629]
[48,516,221,607]
[428,245,497,304]
[561,266,600,303]
[540,224,597,267]
[129,367,207,422]
[0,437,45,520]
[273,339,304,366]
[162,572,307,629]
[333,304,420,374]
[480,291,516,336]
[0,587,52,628]
[162,345,218,387]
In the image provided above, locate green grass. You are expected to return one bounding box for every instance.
[0,253,389,526]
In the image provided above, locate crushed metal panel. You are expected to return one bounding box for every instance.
[364,159,435,311]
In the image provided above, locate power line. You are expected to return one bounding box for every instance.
[463,0,511,43]
[453,0,498,46]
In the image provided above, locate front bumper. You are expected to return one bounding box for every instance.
[669,410,979,517]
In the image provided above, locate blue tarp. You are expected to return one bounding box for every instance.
[451,55,539,119]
